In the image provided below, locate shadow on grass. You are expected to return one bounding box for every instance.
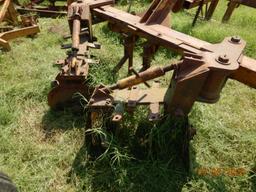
[251,169,256,192]
[41,107,86,139]
[68,115,193,192]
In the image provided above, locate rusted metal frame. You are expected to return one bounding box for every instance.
[204,0,219,20]
[125,35,135,74]
[0,0,19,24]
[0,0,12,22]
[0,38,11,50]
[110,0,175,72]
[16,6,67,17]
[88,85,167,122]
[148,81,161,121]
[240,0,256,8]
[229,0,256,8]
[88,63,177,119]
[141,42,159,71]
[48,0,256,111]
[92,5,252,78]
[15,0,69,17]
[64,0,95,76]
[93,5,256,79]
[16,0,114,18]
[222,0,239,22]
[48,74,94,108]
[112,34,136,74]
[183,0,212,9]
[88,36,255,119]
[139,0,178,25]
[222,0,256,22]
[92,5,256,87]
[87,5,256,120]
[138,0,216,26]
[163,38,245,115]
[48,51,91,106]
[230,56,256,89]
[92,6,211,54]
[178,0,219,24]
[6,0,19,24]
[0,24,39,39]
[85,107,114,152]
[184,0,220,25]
[48,0,114,108]
[192,0,205,26]
[127,85,140,110]
[0,25,39,51]
[0,0,40,51]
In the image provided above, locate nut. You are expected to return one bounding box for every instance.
[105,98,112,105]
[230,36,241,43]
[216,54,230,65]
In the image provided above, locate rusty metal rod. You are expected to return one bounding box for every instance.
[108,62,180,91]
[72,16,81,51]
[0,0,10,23]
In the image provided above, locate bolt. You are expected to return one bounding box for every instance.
[231,36,241,43]
[105,98,112,105]
[89,98,95,104]
[217,54,230,65]
[106,98,111,102]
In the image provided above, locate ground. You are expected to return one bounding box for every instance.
[0,0,256,191]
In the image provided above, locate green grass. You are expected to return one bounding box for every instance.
[0,1,256,191]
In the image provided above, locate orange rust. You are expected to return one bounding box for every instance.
[230,56,256,89]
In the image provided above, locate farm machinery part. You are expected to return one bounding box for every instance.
[48,0,256,165]
[48,0,113,108]
[48,0,256,110]
[169,0,256,24]
[15,0,220,22]
[127,0,220,26]
[0,0,40,51]
[222,0,256,22]
[181,0,220,26]
[15,0,71,17]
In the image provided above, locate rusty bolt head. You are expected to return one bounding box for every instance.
[230,36,241,44]
[216,54,230,65]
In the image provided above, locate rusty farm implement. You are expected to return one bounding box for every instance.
[48,0,256,166]
[0,0,40,51]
